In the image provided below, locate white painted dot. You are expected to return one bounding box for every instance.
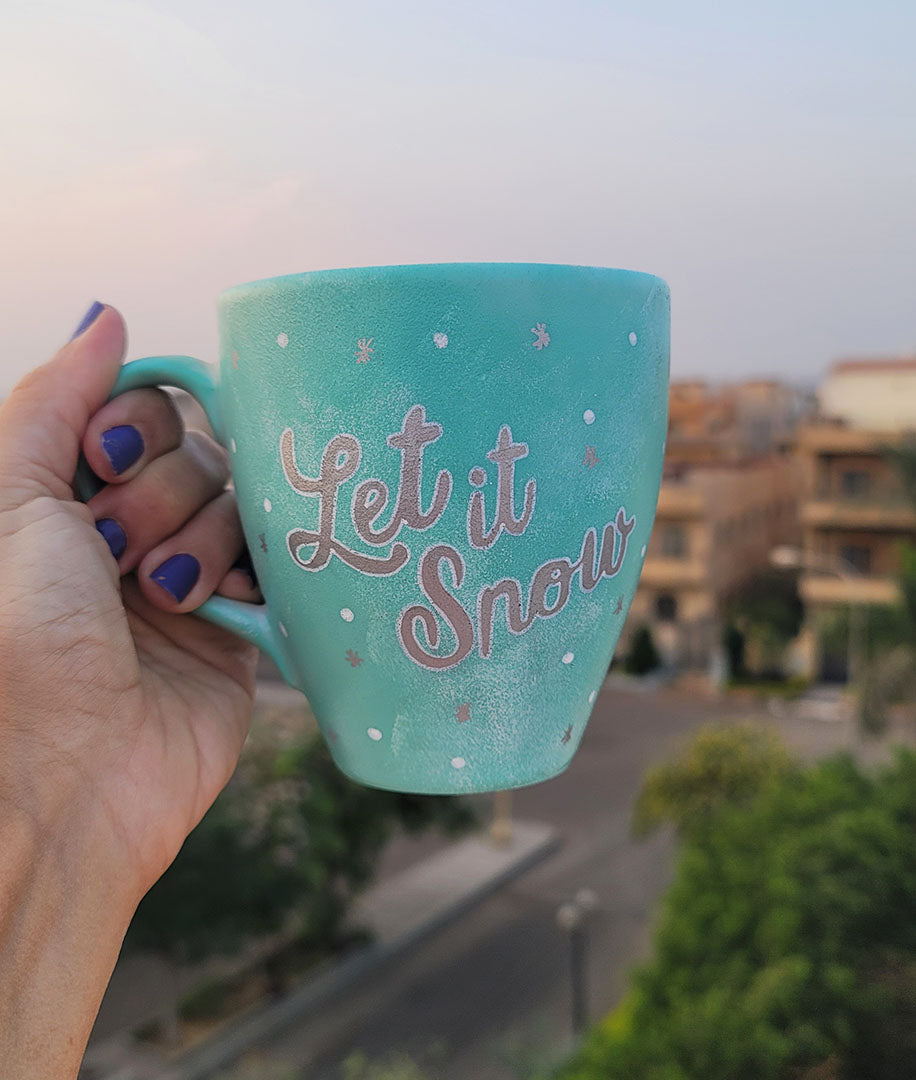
[277,332,289,348]
[628,331,638,346]
[264,498,272,513]
[340,607,354,622]
[562,651,575,665]
[583,409,595,425]
[368,728,383,741]
[588,690,598,705]
[641,544,647,557]
[451,756,466,769]
[433,332,449,349]
[279,622,288,638]
[230,438,237,453]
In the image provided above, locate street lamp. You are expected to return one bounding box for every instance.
[556,888,599,1038]
[769,545,868,688]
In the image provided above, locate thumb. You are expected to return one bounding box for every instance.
[0,303,127,507]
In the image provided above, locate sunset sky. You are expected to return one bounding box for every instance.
[1,0,914,396]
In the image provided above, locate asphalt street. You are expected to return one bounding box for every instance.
[238,683,864,1080]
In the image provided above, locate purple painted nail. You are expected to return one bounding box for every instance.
[71,301,105,341]
[96,518,127,561]
[150,553,200,603]
[101,425,144,475]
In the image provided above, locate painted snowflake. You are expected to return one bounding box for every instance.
[614,596,623,615]
[455,703,471,723]
[355,337,374,363]
[530,322,550,350]
[345,649,364,667]
[582,446,600,468]
[259,532,268,553]
[561,725,573,745]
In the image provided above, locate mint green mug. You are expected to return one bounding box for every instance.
[97,263,669,794]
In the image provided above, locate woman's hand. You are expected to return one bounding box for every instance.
[0,303,259,1077]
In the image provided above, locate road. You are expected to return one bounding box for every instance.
[237,682,865,1080]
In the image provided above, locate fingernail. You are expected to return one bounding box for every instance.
[232,547,259,587]
[101,425,144,475]
[150,553,201,603]
[71,301,105,341]
[96,518,127,561]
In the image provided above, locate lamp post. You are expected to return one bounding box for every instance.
[556,888,599,1037]
[770,544,868,690]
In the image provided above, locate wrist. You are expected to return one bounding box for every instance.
[0,792,139,1078]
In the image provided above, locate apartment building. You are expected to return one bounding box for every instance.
[795,358,916,679]
[621,379,804,672]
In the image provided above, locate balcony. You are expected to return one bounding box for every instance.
[799,573,900,607]
[640,555,707,589]
[801,497,916,531]
[655,483,705,518]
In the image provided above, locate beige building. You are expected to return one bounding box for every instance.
[623,455,800,672]
[819,358,916,431]
[795,361,916,678]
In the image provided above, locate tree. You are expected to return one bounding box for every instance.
[625,625,661,675]
[632,724,792,839]
[126,734,475,965]
[857,440,916,736]
[725,571,804,679]
[557,737,916,1080]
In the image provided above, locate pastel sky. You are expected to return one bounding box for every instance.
[1,0,914,397]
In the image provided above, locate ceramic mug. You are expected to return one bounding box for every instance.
[92,263,669,794]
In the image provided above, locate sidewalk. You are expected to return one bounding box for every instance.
[82,821,560,1080]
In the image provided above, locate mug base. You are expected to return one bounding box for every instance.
[328,753,575,796]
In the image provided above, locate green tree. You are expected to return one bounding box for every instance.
[726,570,804,679]
[625,624,661,675]
[858,440,916,736]
[557,739,916,1080]
[126,734,474,964]
[632,724,793,839]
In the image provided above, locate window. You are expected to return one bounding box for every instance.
[839,544,872,575]
[656,593,678,622]
[841,470,870,499]
[660,523,688,558]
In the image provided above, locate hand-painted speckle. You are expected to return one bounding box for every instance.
[230,438,237,453]
[561,725,573,745]
[264,498,272,512]
[583,409,595,425]
[433,332,449,349]
[340,607,354,622]
[367,727,382,741]
[562,651,575,665]
[641,544,647,558]
[588,689,598,705]
[277,332,289,348]
[279,622,288,638]
[628,331,638,346]
[451,756,467,769]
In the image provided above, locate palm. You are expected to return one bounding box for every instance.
[1,499,258,895]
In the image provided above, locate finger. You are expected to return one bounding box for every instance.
[138,490,247,613]
[217,545,263,603]
[82,388,184,484]
[89,431,230,572]
[0,304,126,508]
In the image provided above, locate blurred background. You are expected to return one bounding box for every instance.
[3,2,916,1078]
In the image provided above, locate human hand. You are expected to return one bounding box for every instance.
[0,303,260,1075]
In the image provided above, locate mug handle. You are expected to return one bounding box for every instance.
[74,355,297,687]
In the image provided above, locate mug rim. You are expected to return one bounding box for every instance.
[220,261,668,300]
